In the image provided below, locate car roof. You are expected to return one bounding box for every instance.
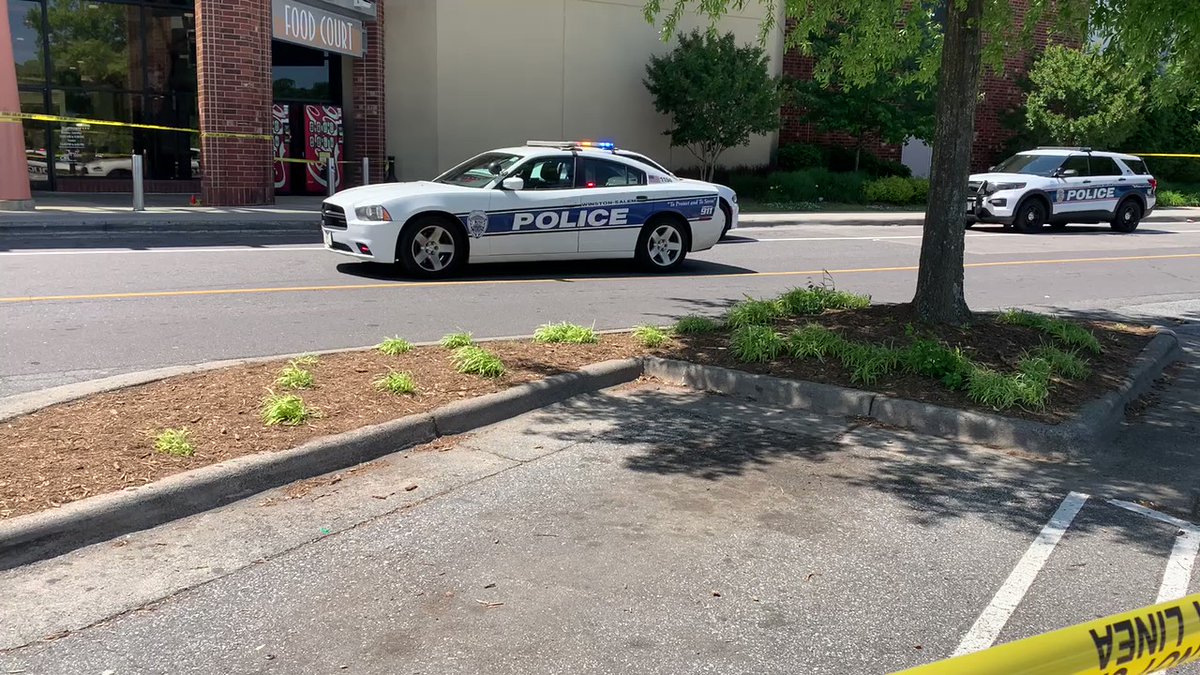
[1017,148,1143,161]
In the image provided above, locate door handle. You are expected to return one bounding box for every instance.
[1118,178,1127,182]
[1082,180,1092,184]
[635,195,648,201]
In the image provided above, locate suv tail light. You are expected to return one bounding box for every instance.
[1149,178,1158,193]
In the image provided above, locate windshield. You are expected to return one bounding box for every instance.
[992,153,1065,177]
[434,152,522,188]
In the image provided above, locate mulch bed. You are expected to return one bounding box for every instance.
[0,305,1154,520]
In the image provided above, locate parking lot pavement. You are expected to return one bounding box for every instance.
[2,384,1198,674]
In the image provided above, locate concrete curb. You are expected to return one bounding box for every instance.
[0,220,320,236]
[735,208,1197,229]
[0,358,644,569]
[646,329,1182,458]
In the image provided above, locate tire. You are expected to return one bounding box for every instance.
[719,199,733,240]
[1014,198,1049,234]
[397,216,467,278]
[635,216,690,273]
[1110,199,1143,233]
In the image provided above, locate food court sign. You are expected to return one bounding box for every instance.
[271,0,363,57]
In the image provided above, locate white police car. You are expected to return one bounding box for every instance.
[967,147,1157,233]
[320,141,727,278]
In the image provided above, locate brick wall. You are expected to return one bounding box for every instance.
[351,5,386,185]
[195,0,274,205]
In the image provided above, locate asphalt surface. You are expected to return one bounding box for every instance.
[2,219,1199,398]
[3,379,1199,674]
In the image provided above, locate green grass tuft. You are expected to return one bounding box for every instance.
[440,331,474,349]
[724,297,784,328]
[534,322,599,344]
[997,310,1101,355]
[730,325,785,363]
[260,391,313,426]
[153,428,194,457]
[838,342,902,385]
[673,315,722,334]
[967,367,1049,410]
[901,338,973,390]
[452,346,506,378]
[292,353,320,366]
[374,370,417,395]
[275,361,314,390]
[633,325,670,348]
[377,336,414,356]
[1031,345,1092,380]
[777,285,871,315]
[785,324,844,359]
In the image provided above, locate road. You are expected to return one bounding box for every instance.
[2,219,1200,398]
[3,383,1199,673]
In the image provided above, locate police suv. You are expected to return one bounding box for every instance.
[320,141,728,278]
[966,147,1157,233]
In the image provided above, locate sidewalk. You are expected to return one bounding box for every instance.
[1,192,1197,234]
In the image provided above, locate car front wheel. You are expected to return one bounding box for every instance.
[635,217,690,272]
[397,217,466,278]
[1014,199,1048,234]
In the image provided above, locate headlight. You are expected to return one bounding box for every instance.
[985,182,1026,194]
[355,205,391,221]
[730,192,738,204]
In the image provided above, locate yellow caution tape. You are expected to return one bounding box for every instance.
[1133,153,1200,159]
[893,593,1200,675]
[0,110,270,140]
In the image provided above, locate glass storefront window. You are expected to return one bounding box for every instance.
[143,7,195,93]
[20,92,51,187]
[8,0,45,85]
[48,89,136,177]
[46,0,142,90]
[272,40,339,102]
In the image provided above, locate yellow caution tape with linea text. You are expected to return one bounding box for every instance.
[0,110,271,140]
[892,593,1200,675]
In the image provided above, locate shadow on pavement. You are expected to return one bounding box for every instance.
[334,258,757,282]
[0,230,322,251]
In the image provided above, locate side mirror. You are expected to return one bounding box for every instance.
[988,166,997,172]
[501,176,524,190]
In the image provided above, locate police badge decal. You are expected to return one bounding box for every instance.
[1056,188,1066,203]
[467,210,488,239]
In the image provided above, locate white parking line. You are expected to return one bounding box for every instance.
[0,246,324,257]
[953,491,1090,656]
[1109,499,1200,603]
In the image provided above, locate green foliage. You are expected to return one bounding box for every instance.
[998,310,1101,355]
[153,428,194,457]
[777,143,824,170]
[1156,185,1200,207]
[534,322,599,344]
[275,361,314,390]
[838,342,903,385]
[633,325,671,348]
[644,30,782,181]
[261,392,313,426]
[777,285,871,315]
[769,169,867,203]
[377,337,413,356]
[292,353,320,366]
[440,332,474,349]
[1029,345,1092,380]
[1025,45,1142,148]
[902,338,973,389]
[909,178,930,205]
[452,346,506,378]
[673,314,723,334]
[785,324,844,359]
[1122,102,1200,183]
[730,325,785,363]
[863,176,919,204]
[728,173,771,201]
[725,297,784,328]
[967,367,1050,410]
[374,370,417,395]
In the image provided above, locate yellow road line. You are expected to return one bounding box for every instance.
[2,252,1199,304]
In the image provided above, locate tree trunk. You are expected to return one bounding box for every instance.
[854,143,862,173]
[911,0,984,325]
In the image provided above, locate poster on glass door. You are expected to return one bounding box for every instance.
[272,104,291,193]
[304,104,344,193]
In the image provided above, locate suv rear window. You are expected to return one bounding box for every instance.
[1123,158,1151,175]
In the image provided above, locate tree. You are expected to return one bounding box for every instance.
[644,30,782,182]
[644,0,1200,324]
[789,26,936,173]
[1024,45,1142,148]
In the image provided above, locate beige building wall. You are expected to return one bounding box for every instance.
[384,0,782,181]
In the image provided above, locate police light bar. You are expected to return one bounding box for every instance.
[526,140,617,151]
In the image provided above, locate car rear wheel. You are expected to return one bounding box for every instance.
[635,217,689,272]
[397,217,466,278]
[719,199,733,240]
[1110,199,1142,233]
[1014,199,1048,234]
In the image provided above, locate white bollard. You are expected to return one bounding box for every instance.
[362,156,370,186]
[327,160,336,197]
[131,154,145,212]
